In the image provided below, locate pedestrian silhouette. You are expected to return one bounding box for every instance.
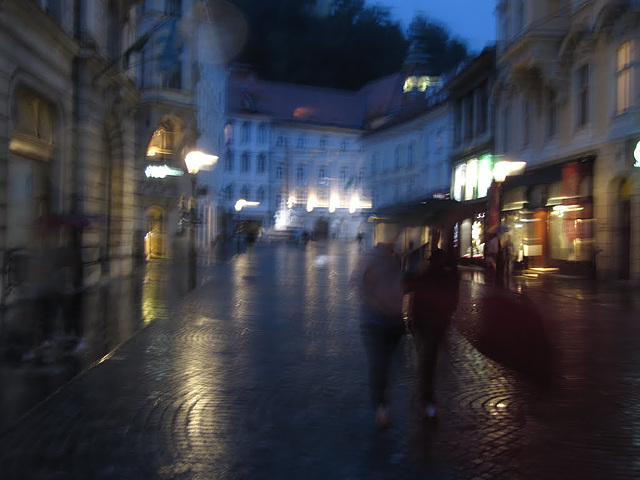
[350,223,405,428]
[404,247,459,422]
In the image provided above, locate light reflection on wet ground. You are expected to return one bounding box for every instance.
[1,242,640,478]
[0,257,199,432]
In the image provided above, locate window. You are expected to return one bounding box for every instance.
[454,100,462,145]
[617,41,632,115]
[257,187,265,203]
[463,95,473,140]
[371,153,378,174]
[515,0,524,33]
[276,136,284,147]
[296,188,307,205]
[276,163,283,179]
[165,0,181,16]
[224,122,234,145]
[224,184,234,203]
[241,185,250,200]
[224,152,234,172]
[275,194,282,208]
[407,141,414,166]
[394,146,401,169]
[318,166,328,181]
[320,136,327,150]
[241,122,250,143]
[577,64,589,127]
[340,141,347,152]
[523,99,530,147]
[258,124,267,143]
[297,136,305,148]
[547,90,557,138]
[340,166,348,183]
[241,152,250,172]
[107,1,119,61]
[478,82,488,134]
[296,164,306,183]
[257,153,266,173]
[436,129,444,152]
[502,108,510,151]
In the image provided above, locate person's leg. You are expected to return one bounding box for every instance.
[413,324,446,417]
[360,323,387,408]
[360,323,403,427]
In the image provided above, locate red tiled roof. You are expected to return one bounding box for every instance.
[227,69,367,129]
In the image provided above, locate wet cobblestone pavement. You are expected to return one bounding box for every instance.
[1,241,639,479]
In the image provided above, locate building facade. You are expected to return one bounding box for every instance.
[133,0,226,260]
[208,69,370,240]
[448,48,497,263]
[1,0,141,305]
[494,0,640,280]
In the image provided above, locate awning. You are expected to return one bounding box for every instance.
[371,198,486,227]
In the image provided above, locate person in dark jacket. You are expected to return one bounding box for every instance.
[405,248,459,421]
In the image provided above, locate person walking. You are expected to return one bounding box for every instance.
[350,223,406,428]
[404,248,459,422]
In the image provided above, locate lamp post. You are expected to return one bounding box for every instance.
[488,159,526,286]
[184,151,218,290]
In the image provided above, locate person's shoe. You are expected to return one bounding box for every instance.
[375,405,390,429]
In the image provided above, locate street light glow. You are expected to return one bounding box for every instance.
[235,199,260,211]
[493,160,526,183]
[184,151,218,174]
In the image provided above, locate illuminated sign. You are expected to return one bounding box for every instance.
[634,140,640,168]
[432,192,449,200]
[403,76,442,93]
[145,165,184,178]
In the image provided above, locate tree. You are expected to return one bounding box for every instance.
[223,0,467,90]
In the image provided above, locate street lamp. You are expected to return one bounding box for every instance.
[184,151,218,291]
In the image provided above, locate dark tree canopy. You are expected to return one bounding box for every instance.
[225,0,468,90]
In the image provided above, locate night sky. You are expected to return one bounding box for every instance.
[371,0,497,52]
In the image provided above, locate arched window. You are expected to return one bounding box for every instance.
[257,153,266,173]
[224,152,234,172]
[241,152,250,172]
[257,186,265,203]
[241,185,250,200]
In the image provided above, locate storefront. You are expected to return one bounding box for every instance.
[500,157,595,275]
[451,154,494,264]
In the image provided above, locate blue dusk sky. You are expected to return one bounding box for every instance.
[369,0,497,53]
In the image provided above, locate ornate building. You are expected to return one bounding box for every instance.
[132,0,226,260]
[494,0,640,279]
[0,0,140,304]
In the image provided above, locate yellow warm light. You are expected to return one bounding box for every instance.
[307,195,316,213]
[329,193,338,213]
[530,267,560,272]
[493,160,526,183]
[147,145,159,157]
[234,199,260,211]
[185,151,218,174]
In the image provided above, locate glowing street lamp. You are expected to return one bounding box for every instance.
[184,151,218,291]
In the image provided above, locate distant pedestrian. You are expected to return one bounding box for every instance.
[350,223,406,428]
[404,248,459,422]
